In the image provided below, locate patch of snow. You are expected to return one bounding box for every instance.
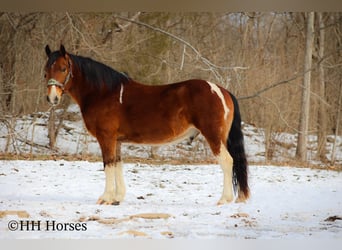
[0,161,341,239]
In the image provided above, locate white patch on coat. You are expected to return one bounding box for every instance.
[119,84,124,104]
[206,81,229,119]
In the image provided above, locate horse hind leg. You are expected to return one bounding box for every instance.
[200,127,234,205]
[216,142,234,205]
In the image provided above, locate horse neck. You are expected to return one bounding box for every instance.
[66,55,130,109]
[67,72,123,111]
[66,73,93,109]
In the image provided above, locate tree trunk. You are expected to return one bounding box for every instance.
[0,24,16,113]
[296,12,315,161]
[48,107,56,149]
[331,79,342,165]
[316,12,327,161]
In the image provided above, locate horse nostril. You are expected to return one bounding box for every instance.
[46,95,59,105]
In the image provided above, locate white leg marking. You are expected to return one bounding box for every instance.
[119,84,124,104]
[97,164,116,204]
[114,161,126,202]
[207,81,229,119]
[217,143,234,205]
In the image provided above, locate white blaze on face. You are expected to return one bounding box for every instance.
[48,85,58,104]
[207,81,229,119]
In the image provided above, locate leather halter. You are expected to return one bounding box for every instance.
[46,59,73,90]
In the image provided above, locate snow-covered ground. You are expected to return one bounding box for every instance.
[0,160,341,239]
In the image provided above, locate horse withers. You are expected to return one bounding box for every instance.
[44,44,249,205]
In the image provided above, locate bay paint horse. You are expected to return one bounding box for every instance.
[44,45,249,205]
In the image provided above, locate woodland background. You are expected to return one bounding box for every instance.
[0,12,341,164]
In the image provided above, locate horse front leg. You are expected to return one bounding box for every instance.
[113,141,126,202]
[97,163,119,205]
[97,137,126,205]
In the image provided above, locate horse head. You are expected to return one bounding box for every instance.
[44,44,73,105]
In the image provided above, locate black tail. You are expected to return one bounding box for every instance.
[227,92,250,200]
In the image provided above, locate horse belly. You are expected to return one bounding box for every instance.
[119,124,198,146]
[163,127,199,145]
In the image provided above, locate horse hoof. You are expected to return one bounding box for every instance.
[217,201,225,206]
[112,201,120,206]
[217,198,233,206]
[96,199,120,206]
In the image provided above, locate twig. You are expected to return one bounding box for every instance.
[65,12,101,57]
[180,45,186,70]
[15,134,51,150]
[112,14,248,83]
[115,12,142,31]
[262,96,301,134]
[238,68,332,108]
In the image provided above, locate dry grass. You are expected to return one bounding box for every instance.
[1,152,340,171]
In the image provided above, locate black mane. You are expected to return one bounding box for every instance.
[47,51,130,91]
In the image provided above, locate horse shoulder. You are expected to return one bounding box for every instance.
[80,94,121,137]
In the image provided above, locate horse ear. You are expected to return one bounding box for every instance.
[60,44,66,57]
[45,45,51,57]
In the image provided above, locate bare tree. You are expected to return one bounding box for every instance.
[316,12,327,161]
[296,12,315,161]
[331,79,342,165]
[0,13,16,113]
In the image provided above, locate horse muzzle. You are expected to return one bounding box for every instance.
[47,84,62,106]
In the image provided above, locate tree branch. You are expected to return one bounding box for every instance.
[238,72,304,100]
[238,46,342,102]
[112,14,248,83]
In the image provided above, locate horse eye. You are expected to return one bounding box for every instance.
[44,74,46,78]
[61,67,67,73]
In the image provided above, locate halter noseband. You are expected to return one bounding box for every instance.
[47,60,73,90]
[47,78,66,88]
